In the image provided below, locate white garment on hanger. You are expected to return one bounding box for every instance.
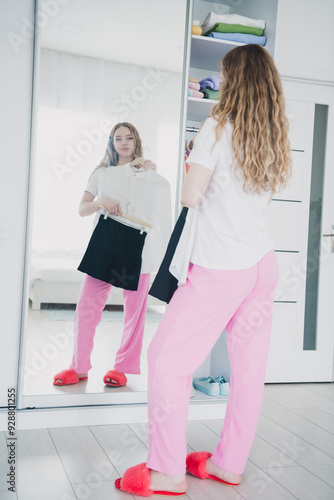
[169,207,198,286]
[85,163,172,274]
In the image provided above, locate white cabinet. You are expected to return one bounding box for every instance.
[186,1,280,385]
[184,0,334,384]
[275,0,334,83]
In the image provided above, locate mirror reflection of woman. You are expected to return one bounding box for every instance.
[53,122,171,387]
[115,45,292,496]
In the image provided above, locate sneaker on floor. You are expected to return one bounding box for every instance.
[190,384,196,398]
[214,375,230,397]
[193,376,220,396]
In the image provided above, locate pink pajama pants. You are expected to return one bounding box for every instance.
[69,273,151,374]
[146,250,278,475]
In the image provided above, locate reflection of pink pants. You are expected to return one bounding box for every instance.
[69,273,151,374]
[146,250,278,475]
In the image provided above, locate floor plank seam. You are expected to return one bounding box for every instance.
[129,423,151,451]
[257,416,334,491]
[264,391,334,418]
[260,417,334,462]
[261,401,334,453]
[284,406,334,436]
[46,428,79,499]
[275,384,334,407]
[263,394,334,437]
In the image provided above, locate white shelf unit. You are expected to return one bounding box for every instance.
[187,96,216,122]
[190,34,245,71]
[187,35,247,122]
[184,1,334,384]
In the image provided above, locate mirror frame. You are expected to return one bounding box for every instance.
[16,0,193,410]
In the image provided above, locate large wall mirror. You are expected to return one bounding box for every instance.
[19,0,189,408]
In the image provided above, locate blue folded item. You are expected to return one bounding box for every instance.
[199,74,221,91]
[208,32,267,46]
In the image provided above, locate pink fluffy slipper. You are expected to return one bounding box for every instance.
[103,369,127,387]
[186,451,241,486]
[115,462,186,497]
[53,369,88,386]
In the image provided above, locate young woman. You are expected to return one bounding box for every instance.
[115,45,292,496]
[53,122,171,388]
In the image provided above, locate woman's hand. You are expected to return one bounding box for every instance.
[130,157,157,171]
[142,159,157,171]
[98,197,123,216]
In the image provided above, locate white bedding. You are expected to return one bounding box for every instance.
[29,248,85,285]
[28,248,162,310]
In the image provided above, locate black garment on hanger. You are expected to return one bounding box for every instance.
[78,214,147,291]
[149,206,189,303]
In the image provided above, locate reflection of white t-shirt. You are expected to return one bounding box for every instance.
[187,117,273,270]
[85,163,172,274]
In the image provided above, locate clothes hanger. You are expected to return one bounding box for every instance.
[122,213,153,229]
[99,203,153,229]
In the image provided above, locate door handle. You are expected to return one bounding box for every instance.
[323,234,334,237]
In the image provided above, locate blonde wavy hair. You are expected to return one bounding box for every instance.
[99,122,143,168]
[210,44,292,195]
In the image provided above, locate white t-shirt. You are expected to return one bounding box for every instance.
[85,163,172,274]
[186,117,274,270]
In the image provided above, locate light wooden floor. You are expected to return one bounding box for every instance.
[22,304,163,396]
[1,383,334,499]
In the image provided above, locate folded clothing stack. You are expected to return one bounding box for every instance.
[199,74,221,100]
[192,19,202,36]
[201,12,266,46]
[188,78,204,99]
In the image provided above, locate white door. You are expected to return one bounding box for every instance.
[265,81,334,382]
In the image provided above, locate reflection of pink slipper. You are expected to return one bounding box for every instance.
[103,369,127,387]
[115,462,186,497]
[186,452,240,486]
[53,369,88,386]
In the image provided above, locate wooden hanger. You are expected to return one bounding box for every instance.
[99,204,152,229]
[121,213,152,229]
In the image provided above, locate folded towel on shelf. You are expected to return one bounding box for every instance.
[205,22,264,37]
[208,32,267,46]
[192,26,202,35]
[201,12,265,35]
[189,77,198,83]
[202,88,220,100]
[188,88,204,98]
[192,20,200,27]
[199,74,221,91]
[189,80,201,91]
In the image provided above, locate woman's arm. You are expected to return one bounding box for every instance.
[79,191,99,217]
[78,191,122,217]
[181,163,213,208]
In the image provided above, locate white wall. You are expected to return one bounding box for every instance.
[0,0,35,406]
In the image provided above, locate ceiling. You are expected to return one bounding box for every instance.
[39,0,187,72]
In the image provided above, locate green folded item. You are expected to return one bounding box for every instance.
[202,89,221,100]
[204,22,263,37]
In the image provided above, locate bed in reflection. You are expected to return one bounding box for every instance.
[29,248,162,310]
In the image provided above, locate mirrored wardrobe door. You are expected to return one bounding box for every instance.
[19,0,189,409]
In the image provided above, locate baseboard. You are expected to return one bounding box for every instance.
[0,401,227,431]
